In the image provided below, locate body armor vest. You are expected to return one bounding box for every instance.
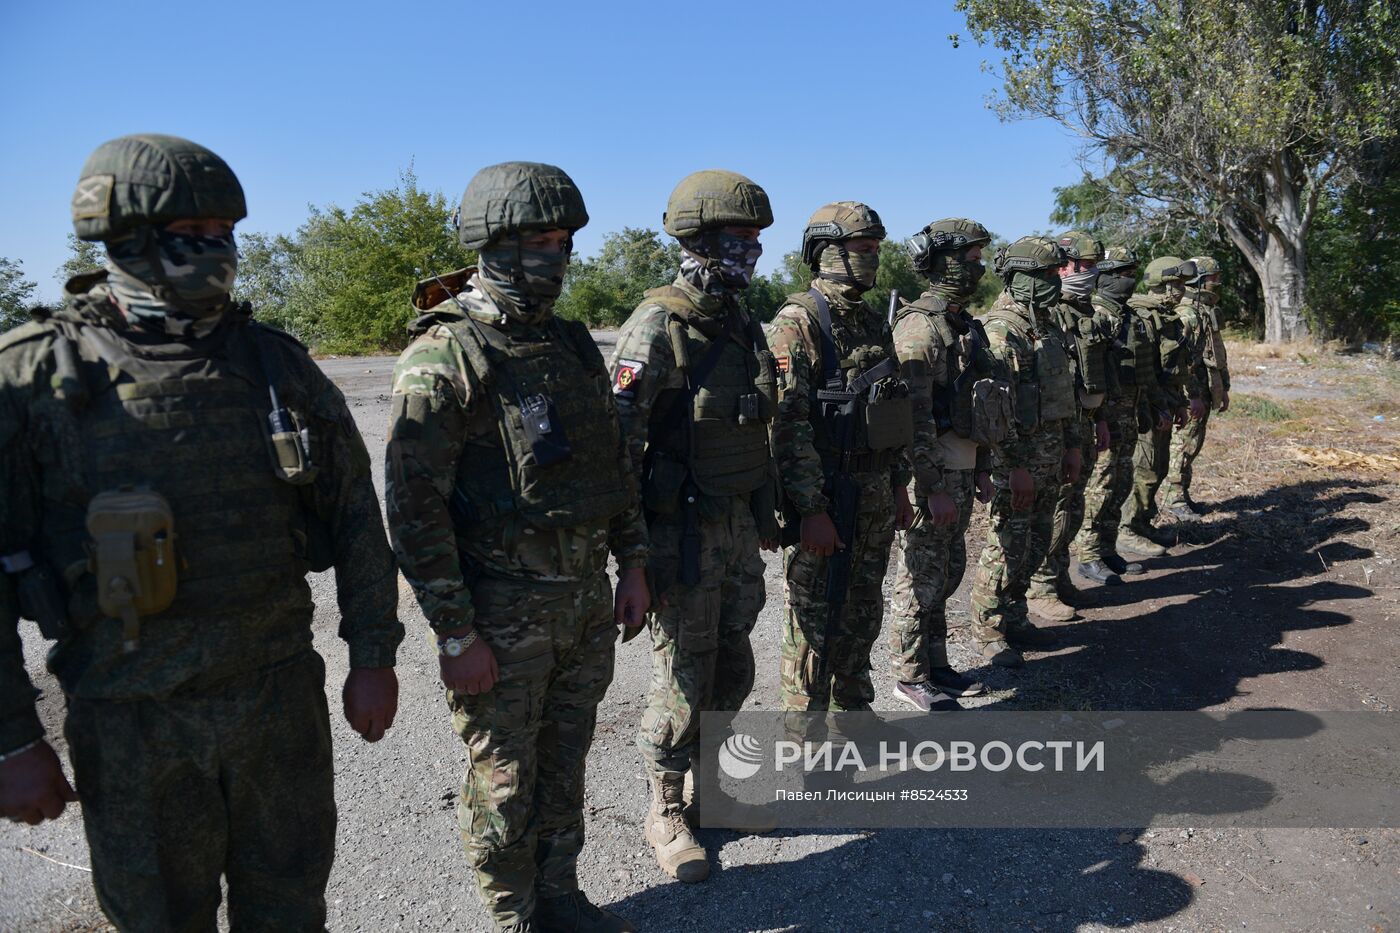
[1183,292,1229,397]
[644,286,773,498]
[983,300,1076,429]
[1129,293,1187,389]
[1094,294,1155,391]
[787,290,911,464]
[438,313,633,529]
[24,311,314,674]
[893,295,1009,443]
[1056,299,1112,400]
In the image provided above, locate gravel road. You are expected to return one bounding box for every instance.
[2,336,1395,933]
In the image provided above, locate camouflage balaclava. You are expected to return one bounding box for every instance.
[663,170,772,299]
[679,231,763,295]
[1186,256,1223,306]
[906,218,992,302]
[801,202,885,302]
[105,227,239,337]
[476,237,572,325]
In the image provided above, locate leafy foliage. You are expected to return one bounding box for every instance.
[55,235,104,286]
[0,257,38,333]
[555,228,681,327]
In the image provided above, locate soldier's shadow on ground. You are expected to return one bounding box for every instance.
[610,478,1379,932]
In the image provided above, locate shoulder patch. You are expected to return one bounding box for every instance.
[775,355,790,374]
[71,174,114,221]
[613,358,644,398]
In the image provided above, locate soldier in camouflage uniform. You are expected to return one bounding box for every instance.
[968,237,1083,668]
[1074,247,1168,581]
[1163,256,1231,520]
[610,170,777,884]
[1027,232,1113,622]
[0,135,403,931]
[765,202,915,712]
[888,218,1004,710]
[385,163,648,933]
[1118,257,1196,557]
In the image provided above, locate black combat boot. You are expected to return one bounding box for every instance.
[1077,560,1122,585]
[1101,552,1144,576]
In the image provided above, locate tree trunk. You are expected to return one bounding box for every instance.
[1260,230,1310,343]
[1223,160,1313,343]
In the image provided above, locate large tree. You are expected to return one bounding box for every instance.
[0,257,38,333]
[957,0,1400,341]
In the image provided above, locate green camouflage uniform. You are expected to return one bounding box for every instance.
[969,291,1082,645]
[1075,289,1165,562]
[611,274,773,775]
[887,291,990,682]
[1122,292,1191,532]
[385,272,647,928]
[1164,289,1229,509]
[767,277,911,710]
[0,277,402,931]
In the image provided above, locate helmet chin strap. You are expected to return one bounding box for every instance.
[815,241,860,287]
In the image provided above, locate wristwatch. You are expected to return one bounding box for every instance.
[437,630,478,658]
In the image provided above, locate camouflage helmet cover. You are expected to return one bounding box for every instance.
[71,134,247,242]
[1097,245,1140,274]
[457,161,589,250]
[904,217,992,272]
[1055,230,1105,263]
[993,235,1069,277]
[1144,256,1196,288]
[800,201,886,267]
[1187,255,1222,284]
[662,169,773,238]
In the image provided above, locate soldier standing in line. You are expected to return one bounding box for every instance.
[1118,257,1197,557]
[609,170,779,884]
[385,162,649,933]
[968,237,1083,668]
[1074,246,1169,582]
[0,135,403,930]
[1162,256,1231,520]
[888,218,1009,709]
[765,202,915,712]
[1026,232,1112,622]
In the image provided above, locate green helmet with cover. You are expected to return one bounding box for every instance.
[662,169,773,238]
[1143,256,1195,289]
[456,161,589,250]
[1097,245,1140,274]
[1054,230,1105,264]
[904,217,992,274]
[1186,255,1221,284]
[800,201,886,267]
[993,235,1068,277]
[71,134,247,242]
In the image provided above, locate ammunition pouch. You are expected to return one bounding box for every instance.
[85,487,177,652]
[863,394,913,451]
[969,377,1014,447]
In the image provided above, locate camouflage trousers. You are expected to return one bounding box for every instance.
[888,470,975,684]
[65,650,336,932]
[638,494,765,775]
[452,573,616,927]
[970,447,1064,643]
[781,471,896,711]
[1165,398,1213,507]
[1122,425,1171,532]
[1029,413,1099,597]
[1075,393,1141,563]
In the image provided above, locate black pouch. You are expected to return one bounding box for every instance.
[643,454,688,515]
[519,393,572,467]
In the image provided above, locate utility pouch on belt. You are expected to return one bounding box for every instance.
[85,488,177,652]
[970,378,1014,447]
[863,394,913,450]
[519,392,572,467]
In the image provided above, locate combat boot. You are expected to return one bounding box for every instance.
[537,892,636,933]
[497,922,539,933]
[979,639,1023,668]
[1162,502,1198,523]
[1056,575,1083,606]
[1006,620,1059,648]
[1118,527,1167,557]
[1101,553,1143,576]
[688,756,777,834]
[645,772,709,882]
[1077,560,1122,585]
[1027,594,1078,622]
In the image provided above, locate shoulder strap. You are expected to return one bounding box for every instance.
[553,316,607,377]
[806,288,841,391]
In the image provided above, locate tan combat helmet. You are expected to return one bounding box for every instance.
[800,201,886,267]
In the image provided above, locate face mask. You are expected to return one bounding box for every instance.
[1008,270,1062,311]
[105,226,238,337]
[817,243,880,294]
[680,231,763,293]
[935,252,985,299]
[478,237,571,324]
[1060,268,1098,300]
[1097,272,1137,303]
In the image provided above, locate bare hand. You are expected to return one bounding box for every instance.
[926,491,959,527]
[440,635,499,696]
[1095,420,1111,452]
[614,567,650,630]
[1009,467,1035,511]
[1063,448,1083,484]
[1173,406,1189,428]
[974,471,994,504]
[894,485,915,531]
[1188,398,1207,421]
[0,742,78,825]
[1218,389,1230,413]
[800,512,844,557]
[343,667,398,742]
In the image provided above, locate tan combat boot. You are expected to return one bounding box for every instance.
[1027,593,1079,622]
[645,771,709,883]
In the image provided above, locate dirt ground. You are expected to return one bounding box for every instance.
[2,338,1397,933]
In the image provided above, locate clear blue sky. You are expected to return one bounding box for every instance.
[0,0,1088,301]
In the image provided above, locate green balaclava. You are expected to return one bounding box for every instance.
[996,236,1068,314]
[905,218,992,301]
[476,236,572,325]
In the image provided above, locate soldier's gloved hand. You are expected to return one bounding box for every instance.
[1009,467,1035,511]
[975,471,995,504]
[926,491,958,527]
[0,741,78,825]
[1156,409,1172,432]
[614,567,650,630]
[441,634,499,696]
[1062,448,1083,485]
[800,512,844,557]
[1095,419,1111,452]
[1218,389,1230,413]
[894,485,915,531]
[1188,398,1207,421]
[1173,406,1189,428]
[343,667,399,743]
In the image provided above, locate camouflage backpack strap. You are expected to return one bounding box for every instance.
[981,302,1034,342]
[641,284,702,321]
